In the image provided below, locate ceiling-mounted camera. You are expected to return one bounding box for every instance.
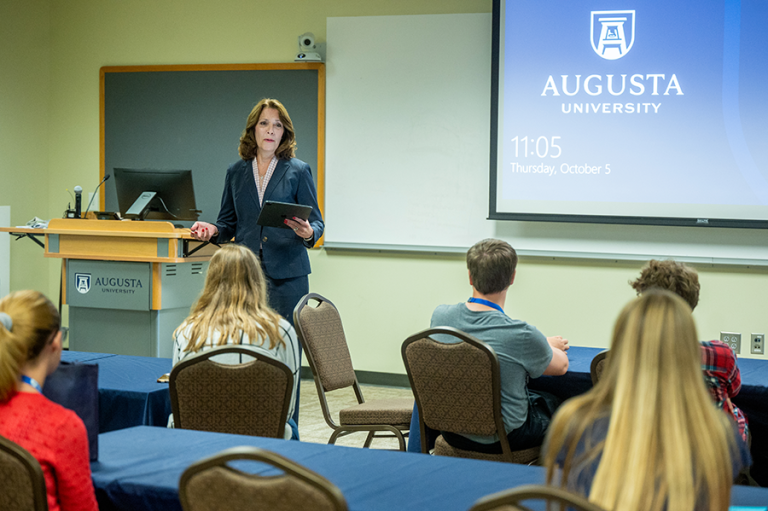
[295,32,322,62]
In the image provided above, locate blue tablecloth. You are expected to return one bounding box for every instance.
[92,426,768,511]
[61,351,117,363]
[92,426,542,511]
[61,351,172,433]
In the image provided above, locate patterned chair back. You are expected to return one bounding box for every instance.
[590,350,609,385]
[403,333,498,437]
[294,294,357,393]
[403,328,543,464]
[0,435,49,511]
[179,447,348,511]
[170,346,293,438]
[469,484,607,511]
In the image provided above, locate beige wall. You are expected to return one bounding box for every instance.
[309,250,768,372]
[3,0,767,372]
[0,0,51,294]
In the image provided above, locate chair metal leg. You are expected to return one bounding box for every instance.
[368,428,407,451]
[395,430,406,451]
[329,426,408,451]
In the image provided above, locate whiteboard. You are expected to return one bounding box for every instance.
[101,65,322,227]
[325,14,768,265]
[0,206,9,298]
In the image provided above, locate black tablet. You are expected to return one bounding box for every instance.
[256,201,313,229]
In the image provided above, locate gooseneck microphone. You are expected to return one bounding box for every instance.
[74,186,83,218]
[83,174,111,218]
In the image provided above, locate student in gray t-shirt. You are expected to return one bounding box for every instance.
[430,238,569,453]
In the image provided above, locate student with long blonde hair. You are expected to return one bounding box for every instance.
[172,244,300,439]
[0,290,98,511]
[542,289,749,511]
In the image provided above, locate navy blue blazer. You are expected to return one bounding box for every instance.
[213,158,324,280]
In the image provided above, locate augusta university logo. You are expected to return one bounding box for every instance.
[591,10,635,60]
[74,273,91,294]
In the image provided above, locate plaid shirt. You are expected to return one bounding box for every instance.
[701,340,748,442]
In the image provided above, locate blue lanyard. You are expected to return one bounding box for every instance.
[21,375,43,393]
[467,297,504,314]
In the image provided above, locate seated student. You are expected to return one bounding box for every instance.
[630,259,748,443]
[543,290,750,511]
[0,290,98,511]
[171,244,301,440]
[430,238,569,453]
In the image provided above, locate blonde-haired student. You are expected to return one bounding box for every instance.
[543,289,750,511]
[171,244,300,439]
[0,290,98,511]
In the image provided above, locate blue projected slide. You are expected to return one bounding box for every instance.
[491,0,768,227]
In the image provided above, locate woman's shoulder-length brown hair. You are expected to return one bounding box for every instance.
[238,98,297,161]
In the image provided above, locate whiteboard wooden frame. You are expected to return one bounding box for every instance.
[99,63,326,246]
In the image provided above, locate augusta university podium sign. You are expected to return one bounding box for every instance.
[1,218,214,357]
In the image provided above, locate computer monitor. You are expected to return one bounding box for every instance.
[113,168,200,221]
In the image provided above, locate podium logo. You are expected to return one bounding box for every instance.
[74,273,91,294]
[591,10,635,60]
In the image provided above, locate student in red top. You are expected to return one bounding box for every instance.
[0,290,98,511]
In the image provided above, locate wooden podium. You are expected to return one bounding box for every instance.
[1,219,216,357]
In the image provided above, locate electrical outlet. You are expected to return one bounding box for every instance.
[751,333,765,355]
[720,332,741,354]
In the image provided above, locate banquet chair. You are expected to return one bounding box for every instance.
[468,484,606,511]
[179,446,348,511]
[0,435,49,511]
[293,293,412,450]
[590,350,609,385]
[170,346,293,438]
[402,327,540,464]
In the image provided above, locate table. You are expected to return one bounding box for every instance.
[407,346,768,487]
[61,351,172,432]
[95,426,768,510]
[91,426,768,511]
[60,351,117,363]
